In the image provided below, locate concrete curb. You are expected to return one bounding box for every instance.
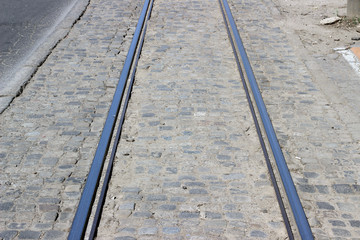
[0,0,90,114]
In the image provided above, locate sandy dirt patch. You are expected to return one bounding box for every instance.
[273,0,360,55]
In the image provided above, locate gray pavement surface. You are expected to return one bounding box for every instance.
[0,0,89,114]
[0,0,360,239]
[0,0,80,77]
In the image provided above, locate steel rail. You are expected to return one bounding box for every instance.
[218,0,294,239]
[68,0,152,239]
[219,0,313,239]
[88,0,154,238]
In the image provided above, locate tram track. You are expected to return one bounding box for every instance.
[68,0,154,238]
[69,0,313,239]
[219,0,312,239]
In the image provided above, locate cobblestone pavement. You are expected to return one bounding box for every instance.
[96,0,287,239]
[228,0,360,239]
[1,0,360,239]
[0,0,142,238]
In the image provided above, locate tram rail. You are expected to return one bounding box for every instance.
[219,0,312,239]
[68,0,154,238]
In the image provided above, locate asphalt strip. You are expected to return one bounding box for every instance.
[0,0,89,114]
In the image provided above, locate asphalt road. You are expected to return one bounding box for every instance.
[0,0,81,91]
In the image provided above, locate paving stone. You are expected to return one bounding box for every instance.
[250,230,267,238]
[222,173,245,180]
[329,220,346,227]
[34,224,52,230]
[0,202,14,211]
[315,185,329,194]
[42,230,65,239]
[317,202,335,210]
[337,202,356,212]
[189,189,208,195]
[18,231,41,239]
[0,231,18,240]
[117,228,136,234]
[170,197,186,202]
[146,195,167,201]
[7,223,26,230]
[163,227,180,234]
[159,204,176,211]
[38,198,61,204]
[166,167,178,174]
[42,212,59,222]
[178,176,197,181]
[333,184,353,194]
[138,227,157,235]
[342,214,353,219]
[225,212,244,219]
[205,212,222,219]
[179,212,200,219]
[298,184,316,193]
[115,237,136,240]
[39,205,59,212]
[118,203,135,211]
[350,220,360,228]
[332,228,351,237]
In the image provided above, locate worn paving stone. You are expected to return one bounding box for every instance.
[18,230,41,239]
[0,231,18,240]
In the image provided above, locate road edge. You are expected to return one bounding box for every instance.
[0,0,90,114]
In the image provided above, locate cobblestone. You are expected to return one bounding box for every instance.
[42,230,65,240]
[228,0,360,238]
[0,0,142,237]
[0,231,18,240]
[18,231,41,239]
[97,0,286,238]
[1,0,359,238]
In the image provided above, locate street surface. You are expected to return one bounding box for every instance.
[0,0,81,92]
[0,0,142,239]
[0,0,359,239]
[97,0,287,238]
